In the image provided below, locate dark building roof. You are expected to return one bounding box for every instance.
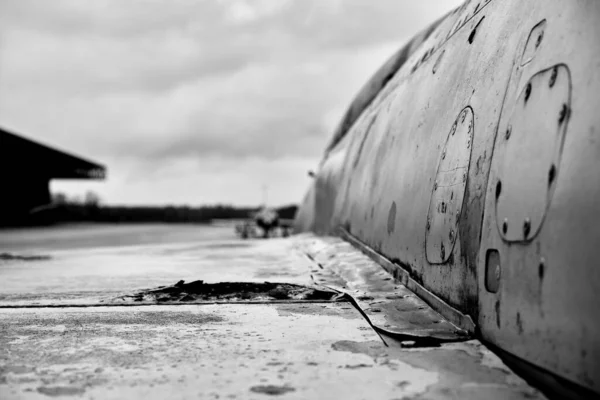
[0,127,106,179]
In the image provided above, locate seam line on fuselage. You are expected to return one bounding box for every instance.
[338,227,476,334]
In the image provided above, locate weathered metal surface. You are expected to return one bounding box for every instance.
[476,2,600,392]
[0,304,545,400]
[426,107,474,263]
[294,0,600,394]
[294,234,468,341]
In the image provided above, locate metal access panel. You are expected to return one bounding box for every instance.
[426,107,474,263]
[495,65,571,242]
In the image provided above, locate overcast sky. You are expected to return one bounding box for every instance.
[0,0,461,206]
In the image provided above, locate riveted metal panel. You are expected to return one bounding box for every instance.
[296,0,600,393]
[495,65,571,242]
[426,107,474,263]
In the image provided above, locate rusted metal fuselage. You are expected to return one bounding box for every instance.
[295,0,600,395]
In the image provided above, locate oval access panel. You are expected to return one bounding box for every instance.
[426,107,474,264]
[495,65,571,242]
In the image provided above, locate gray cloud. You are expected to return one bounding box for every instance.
[0,0,462,205]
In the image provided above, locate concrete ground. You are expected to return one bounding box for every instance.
[0,226,545,399]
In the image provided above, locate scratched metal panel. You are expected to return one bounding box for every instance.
[426,107,474,263]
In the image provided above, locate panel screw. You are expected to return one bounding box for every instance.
[505,125,512,140]
[535,31,543,48]
[548,164,556,185]
[494,264,501,280]
[558,104,569,125]
[524,83,532,103]
[502,218,508,234]
[549,67,558,88]
[523,217,531,238]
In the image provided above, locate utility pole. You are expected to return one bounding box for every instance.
[262,185,268,207]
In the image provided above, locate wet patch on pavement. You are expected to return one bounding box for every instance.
[331,339,545,399]
[0,253,51,262]
[110,280,340,303]
[249,384,296,395]
[275,303,357,319]
[37,385,86,397]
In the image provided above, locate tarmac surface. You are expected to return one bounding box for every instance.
[0,224,546,399]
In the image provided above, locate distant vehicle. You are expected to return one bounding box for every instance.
[235,207,292,239]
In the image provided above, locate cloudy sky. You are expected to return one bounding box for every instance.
[0,0,461,206]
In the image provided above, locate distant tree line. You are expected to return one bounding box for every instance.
[24,191,298,225]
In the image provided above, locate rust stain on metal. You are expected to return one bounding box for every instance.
[387,202,397,235]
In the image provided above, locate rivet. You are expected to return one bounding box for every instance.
[461,111,466,123]
[442,151,446,160]
[467,139,471,148]
[449,229,455,241]
[505,125,512,140]
[523,217,531,238]
[524,83,532,103]
[451,123,457,136]
[462,173,467,182]
[549,67,558,88]
[434,181,438,190]
[548,164,556,185]
[502,218,508,234]
[559,104,568,125]
[535,31,543,48]
[426,218,431,231]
